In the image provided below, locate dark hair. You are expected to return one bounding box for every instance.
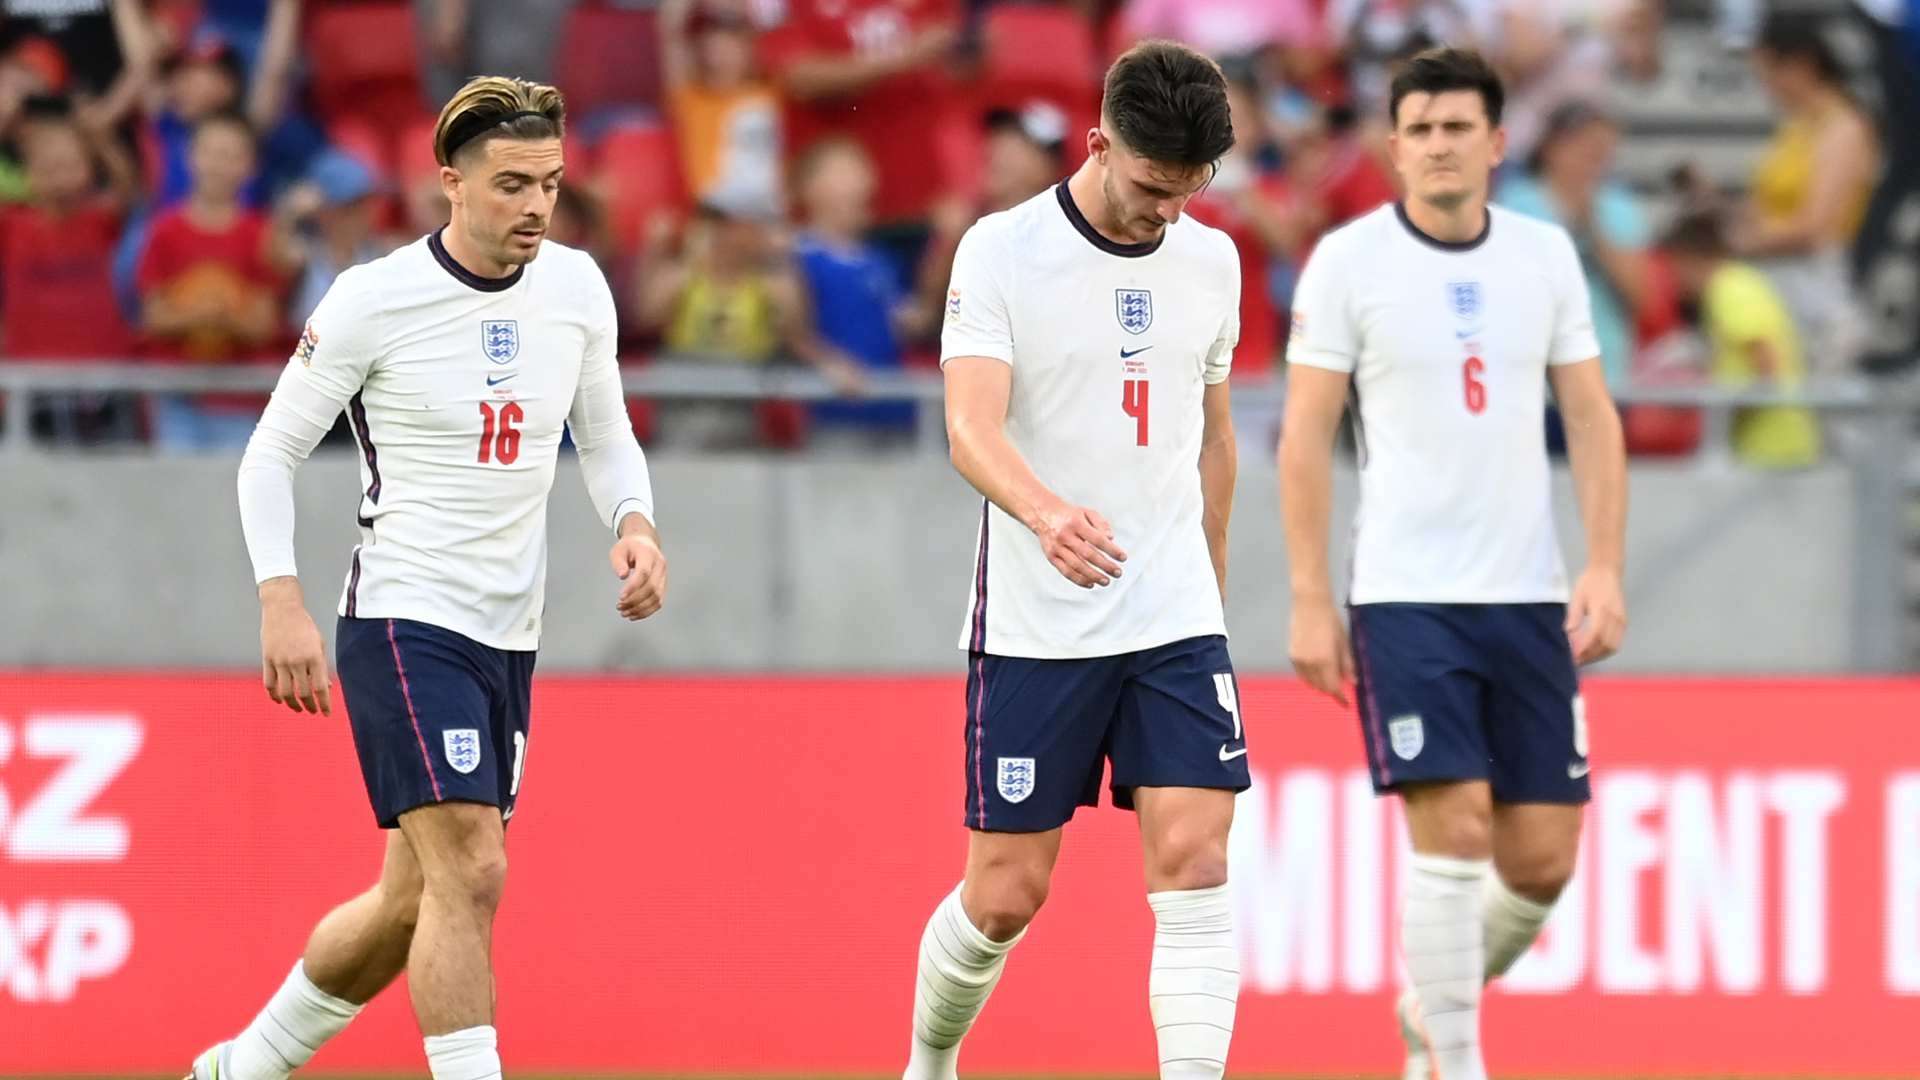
[1661,210,1729,257]
[1101,40,1235,168]
[1755,14,1846,85]
[1388,46,1505,128]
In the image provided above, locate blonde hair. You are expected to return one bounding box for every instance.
[432,76,567,167]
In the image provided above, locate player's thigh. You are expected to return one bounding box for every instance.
[1491,801,1583,900]
[1481,603,1589,805]
[1348,604,1491,794]
[962,650,1125,833]
[489,648,537,826]
[335,616,507,830]
[396,800,508,895]
[1134,785,1236,892]
[1401,780,1495,859]
[1108,635,1249,808]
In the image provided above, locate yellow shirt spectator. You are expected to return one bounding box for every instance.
[1702,262,1821,468]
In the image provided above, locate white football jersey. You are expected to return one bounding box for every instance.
[244,230,653,651]
[941,184,1240,659]
[1288,202,1601,605]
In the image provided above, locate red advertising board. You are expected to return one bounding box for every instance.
[2,674,1918,1076]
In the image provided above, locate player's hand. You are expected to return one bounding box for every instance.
[1032,501,1126,588]
[259,586,332,715]
[1289,597,1354,707]
[611,535,668,621]
[1566,566,1626,666]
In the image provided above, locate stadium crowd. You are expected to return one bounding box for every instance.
[0,0,1908,464]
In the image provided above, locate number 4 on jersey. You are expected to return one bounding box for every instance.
[1122,378,1149,446]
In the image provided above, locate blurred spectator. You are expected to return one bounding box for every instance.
[1491,5,1613,167]
[136,112,284,451]
[915,101,1072,352]
[267,149,389,325]
[1119,0,1320,57]
[415,0,577,108]
[761,0,962,274]
[0,42,70,202]
[638,195,863,448]
[662,0,783,218]
[1734,14,1880,372]
[1330,0,1497,130]
[0,0,156,131]
[1663,212,1820,470]
[548,182,617,276]
[1851,0,1919,374]
[145,13,315,209]
[0,109,142,443]
[790,137,932,446]
[1189,73,1293,377]
[1499,101,1650,388]
[401,166,451,246]
[1272,102,1398,264]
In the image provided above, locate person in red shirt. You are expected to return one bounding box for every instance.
[0,107,141,443]
[760,0,962,274]
[136,110,284,451]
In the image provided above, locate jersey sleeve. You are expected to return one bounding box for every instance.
[235,267,383,584]
[1548,229,1603,366]
[939,222,1014,367]
[1201,233,1241,385]
[1285,233,1358,373]
[568,258,656,532]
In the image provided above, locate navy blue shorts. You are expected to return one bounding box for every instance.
[335,617,536,829]
[962,634,1251,833]
[1350,603,1588,804]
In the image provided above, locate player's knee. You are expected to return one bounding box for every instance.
[963,872,1050,941]
[1146,826,1230,892]
[376,875,424,935]
[426,850,509,914]
[1500,847,1577,903]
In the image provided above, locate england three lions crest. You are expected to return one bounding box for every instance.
[444,729,483,775]
[1115,288,1153,335]
[1447,281,1481,321]
[482,320,519,364]
[997,756,1036,803]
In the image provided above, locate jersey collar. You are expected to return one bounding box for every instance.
[1056,182,1162,259]
[1394,201,1491,253]
[429,227,525,292]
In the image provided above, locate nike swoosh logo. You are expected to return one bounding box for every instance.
[1120,346,1154,359]
[1455,327,1481,339]
[487,372,518,386]
[1219,745,1248,762]
[1568,761,1591,779]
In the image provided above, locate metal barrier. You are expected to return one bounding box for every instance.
[1,358,1911,669]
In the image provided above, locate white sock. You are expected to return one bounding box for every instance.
[1147,884,1238,1080]
[1482,872,1555,982]
[1404,855,1490,1080]
[228,960,363,1080]
[424,1024,501,1080]
[904,884,1023,1080]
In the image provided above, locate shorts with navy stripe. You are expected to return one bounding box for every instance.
[1349,602,1589,804]
[336,616,536,829]
[962,634,1252,833]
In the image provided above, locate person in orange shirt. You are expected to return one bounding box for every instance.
[661,0,783,219]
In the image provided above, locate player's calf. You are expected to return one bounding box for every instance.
[399,803,508,1080]
[1138,789,1239,1080]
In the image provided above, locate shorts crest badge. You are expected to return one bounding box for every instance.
[482,320,519,364]
[1115,288,1153,335]
[444,729,483,775]
[997,756,1036,803]
[1388,714,1424,761]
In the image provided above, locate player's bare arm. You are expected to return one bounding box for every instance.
[1199,379,1236,602]
[1278,362,1355,705]
[1549,357,1628,665]
[258,575,332,715]
[611,511,668,621]
[944,354,1127,588]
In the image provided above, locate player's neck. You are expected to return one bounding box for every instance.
[1401,196,1490,245]
[438,221,518,280]
[1065,163,1129,247]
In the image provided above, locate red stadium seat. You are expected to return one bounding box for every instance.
[328,118,390,176]
[980,4,1101,113]
[553,4,665,120]
[304,2,424,126]
[593,121,684,251]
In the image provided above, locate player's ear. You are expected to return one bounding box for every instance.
[439,164,462,208]
[1488,124,1507,169]
[1087,127,1109,165]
